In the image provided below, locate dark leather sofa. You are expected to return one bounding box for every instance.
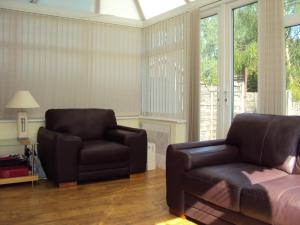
[167,113,300,225]
[37,109,147,186]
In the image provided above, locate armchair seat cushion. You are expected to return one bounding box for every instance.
[241,175,300,225]
[80,140,130,165]
[183,163,287,212]
[79,161,129,173]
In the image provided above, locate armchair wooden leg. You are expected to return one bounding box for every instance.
[58,182,77,188]
[169,208,186,219]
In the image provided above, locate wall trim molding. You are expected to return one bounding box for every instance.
[140,116,187,124]
[0,116,186,124]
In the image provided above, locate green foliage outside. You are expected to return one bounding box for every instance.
[200,3,258,92]
[200,16,218,86]
[233,4,258,92]
[285,0,300,101]
[284,0,300,15]
[286,26,300,101]
[200,1,300,99]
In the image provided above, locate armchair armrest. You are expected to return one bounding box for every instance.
[105,125,147,173]
[166,139,240,214]
[37,127,82,184]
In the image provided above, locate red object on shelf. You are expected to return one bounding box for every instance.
[0,166,29,178]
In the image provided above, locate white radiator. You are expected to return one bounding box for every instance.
[147,142,156,170]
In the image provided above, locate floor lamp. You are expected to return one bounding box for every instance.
[6,90,40,140]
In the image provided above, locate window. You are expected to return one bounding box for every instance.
[139,0,185,19]
[232,3,258,115]
[100,0,140,20]
[284,0,300,16]
[286,25,300,115]
[38,0,94,13]
[199,15,219,141]
[285,0,300,115]
[141,14,187,119]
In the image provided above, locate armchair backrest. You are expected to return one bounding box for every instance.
[226,113,300,174]
[45,109,117,140]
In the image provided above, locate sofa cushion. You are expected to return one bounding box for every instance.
[260,116,300,173]
[183,163,287,212]
[226,113,300,174]
[80,140,129,165]
[226,114,272,165]
[79,161,129,172]
[46,109,117,140]
[241,175,300,225]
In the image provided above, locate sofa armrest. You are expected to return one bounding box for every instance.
[169,142,240,170]
[37,127,82,184]
[166,140,240,214]
[105,125,147,173]
[169,139,226,150]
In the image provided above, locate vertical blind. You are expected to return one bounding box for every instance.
[258,0,285,115]
[0,9,142,119]
[142,13,189,120]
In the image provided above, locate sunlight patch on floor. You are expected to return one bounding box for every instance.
[155,218,196,225]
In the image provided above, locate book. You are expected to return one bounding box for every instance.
[0,166,29,178]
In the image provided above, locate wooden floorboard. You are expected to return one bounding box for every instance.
[0,169,195,225]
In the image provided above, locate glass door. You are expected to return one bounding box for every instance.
[199,14,220,141]
[199,1,259,141]
[232,2,258,116]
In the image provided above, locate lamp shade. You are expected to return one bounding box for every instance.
[6,90,40,109]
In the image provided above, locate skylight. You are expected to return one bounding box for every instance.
[100,0,140,20]
[38,0,94,13]
[9,0,193,21]
[139,0,186,19]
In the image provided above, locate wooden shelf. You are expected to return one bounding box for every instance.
[0,175,38,185]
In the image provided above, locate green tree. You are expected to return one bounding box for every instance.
[200,3,258,93]
[200,16,218,86]
[200,1,300,101]
[284,0,300,15]
[286,25,300,101]
[233,3,258,92]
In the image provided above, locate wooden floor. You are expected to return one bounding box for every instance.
[0,169,196,225]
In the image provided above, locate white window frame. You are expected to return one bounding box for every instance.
[226,0,258,121]
[284,9,300,27]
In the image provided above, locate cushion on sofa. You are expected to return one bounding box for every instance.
[226,114,272,165]
[46,109,117,140]
[80,140,129,165]
[226,113,300,174]
[241,175,300,225]
[183,163,287,212]
[260,116,300,173]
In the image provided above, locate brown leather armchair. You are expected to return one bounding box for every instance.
[167,113,300,225]
[37,109,147,186]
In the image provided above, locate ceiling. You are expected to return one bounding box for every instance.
[11,0,198,21]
